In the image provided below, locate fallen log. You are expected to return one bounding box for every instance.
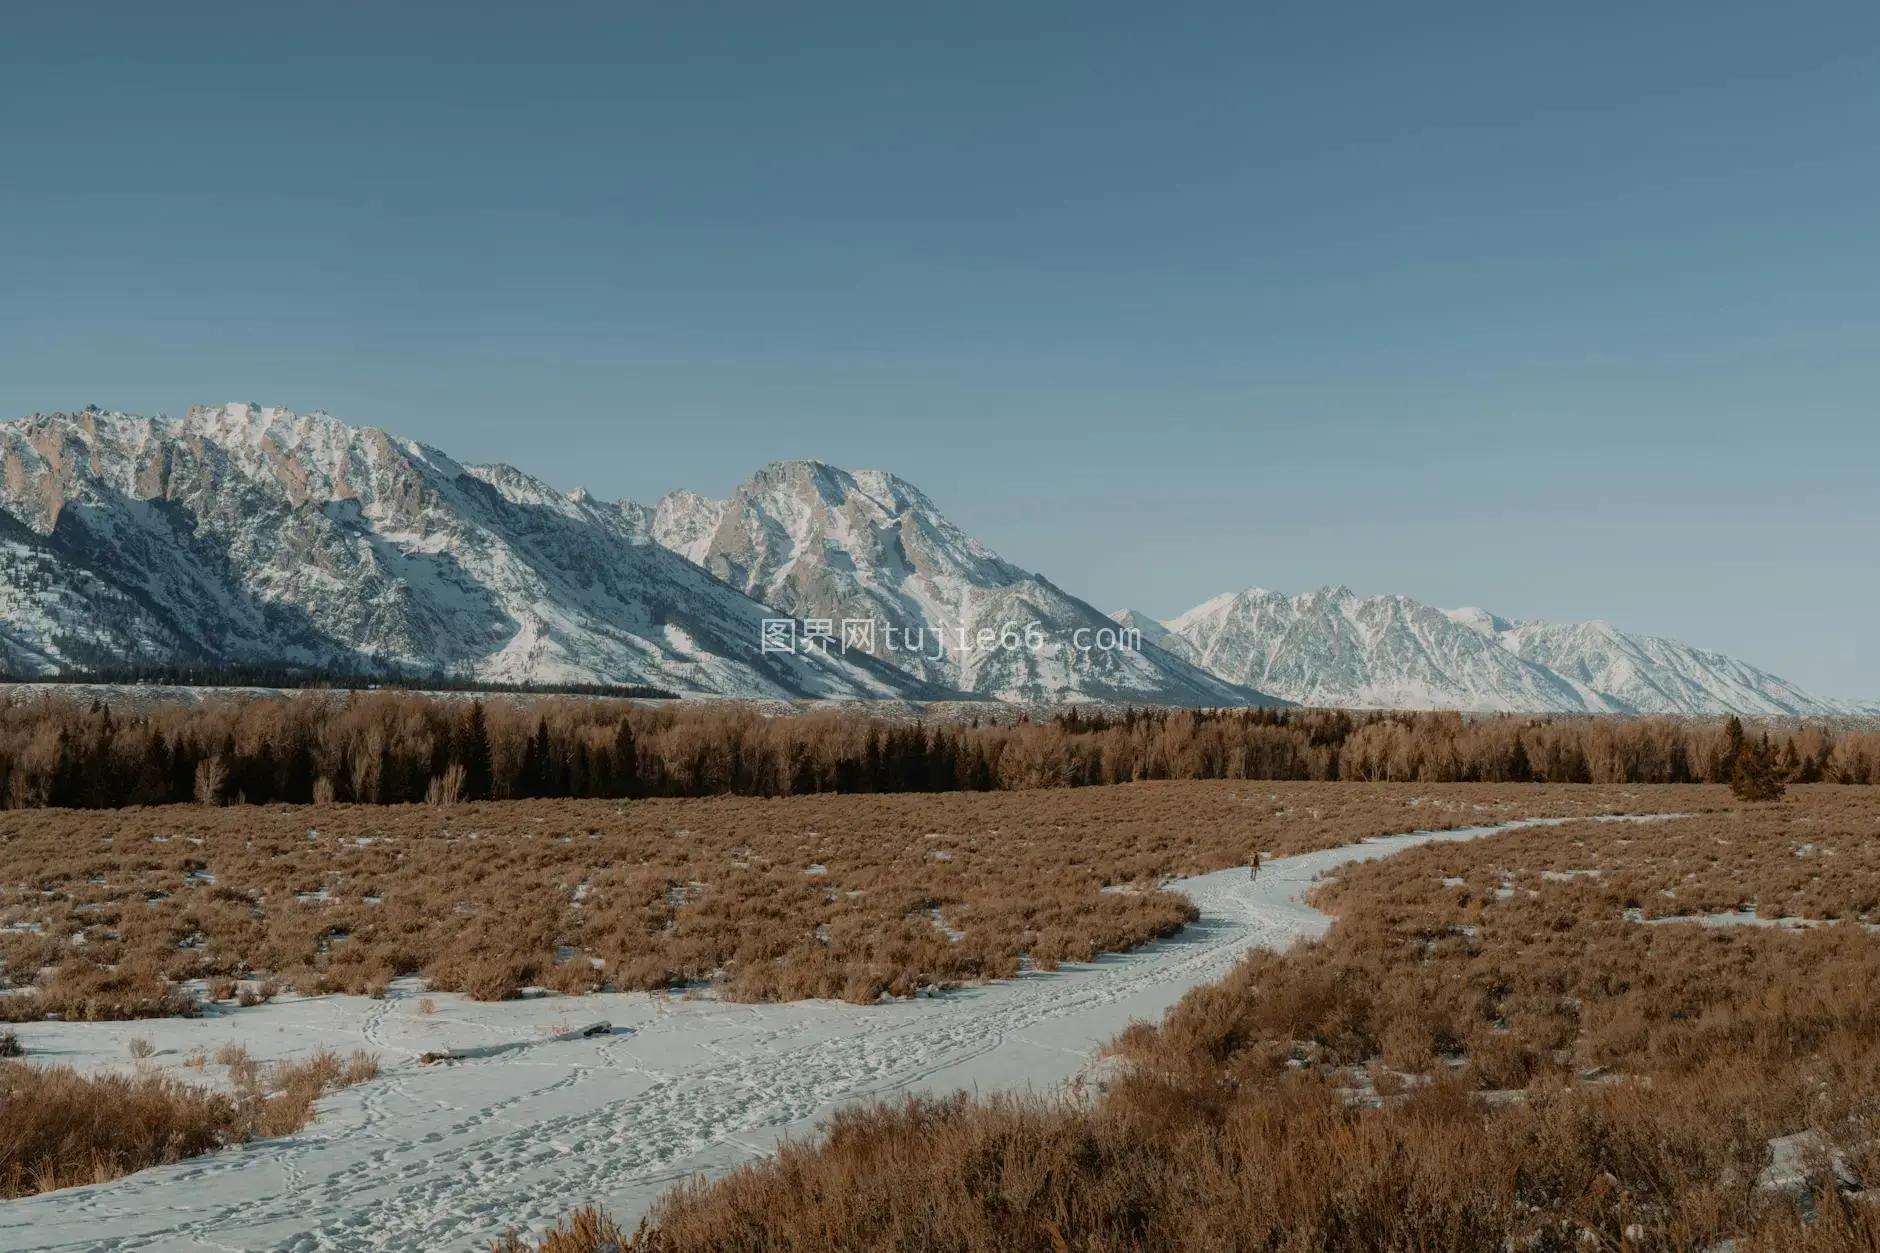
[420,1021,613,1065]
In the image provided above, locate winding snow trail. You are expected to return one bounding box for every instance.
[2,815,1681,1251]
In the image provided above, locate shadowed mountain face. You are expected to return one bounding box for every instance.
[0,406,928,699]
[649,460,1280,707]
[0,507,184,674]
[1131,586,1844,715]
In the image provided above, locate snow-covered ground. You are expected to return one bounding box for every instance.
[2,816,1680,1252]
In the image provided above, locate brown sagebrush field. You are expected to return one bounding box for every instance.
[0,1046,377,1198]
[498,786,1880,1252]
[0,781,1705,1019]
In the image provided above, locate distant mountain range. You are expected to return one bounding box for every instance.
[0,404,1857,715]
[1132,588,1842,716]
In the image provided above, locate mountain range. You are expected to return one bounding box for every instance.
[1137,588,1840,716]
[0,405,916,701]
[0,404,1856,715]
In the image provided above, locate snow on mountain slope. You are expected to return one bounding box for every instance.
[1465,615,1838,716]
[645,461,1279,706]
[1441,606,1515,639]
[1157,586,1589,712]
[0,406,926,698]
[650,490,730,565]
[0,508,184,675]
[1108,608,1173,651]
[1153,585,1844,715]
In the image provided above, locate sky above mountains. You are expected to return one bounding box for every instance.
[4,2,1876,697]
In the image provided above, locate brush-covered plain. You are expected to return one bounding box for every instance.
[0,783,1701,1020]
[500,787,1880,1252]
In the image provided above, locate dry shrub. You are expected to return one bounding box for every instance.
[0,1062,239,1198]
[242,1046,359,1128]
[6,959,197,1022]
[492,1206,632,1253]
[340,1051,379,1085]
[503,792,1880,1252]
[0,1044,380,1198]
[214,1043,256,1087]
[427,763,467,808]
[454,957,532,1002]
[0,781,1704,1016]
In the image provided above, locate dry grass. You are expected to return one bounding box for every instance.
[500,787,1880,1252]
[0,1046,378,1198]
[0,1062,237,1198]
[492,1207,635,1253]
[0,783,1704,1017]
[1316,785,1880,925]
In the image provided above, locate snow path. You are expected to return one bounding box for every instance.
[2,815,1683,1251]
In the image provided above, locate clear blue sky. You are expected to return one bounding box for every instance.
[3,2,1876,698]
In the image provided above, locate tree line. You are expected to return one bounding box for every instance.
[0,693,1873,809]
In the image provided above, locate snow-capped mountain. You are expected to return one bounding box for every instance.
[0,405,929,699]
[647,461,1277,706]
[1132,586,1845,715]
[1147,587,1590,712]
[1461,613,1837,717]
[0,405,1850,714]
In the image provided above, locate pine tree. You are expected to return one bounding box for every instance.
[544,721,570,797]
[1731,733,1787,802]
[1718,716,1747,784]
[520,717,552,798]
[1507,734,1533,783]
[571,738,592,797]
[455,702,494,801]
[611,717,640,798]
[130,730,173,806]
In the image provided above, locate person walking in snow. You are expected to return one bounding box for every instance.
[1249,850,1261,882]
